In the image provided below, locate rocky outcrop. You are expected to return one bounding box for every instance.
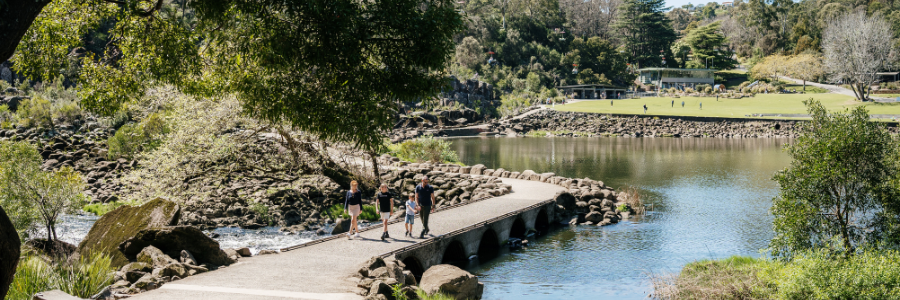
[119,226,235,267]
[77,198,181,268]
[356,257,419,300]
[419,264,484,300]
[0,205,19,299]
[495,110,806,138]
[107,244,217,295]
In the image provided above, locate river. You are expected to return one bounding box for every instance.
[450,137,792,300]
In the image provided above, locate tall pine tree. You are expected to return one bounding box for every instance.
[615,0,678,69]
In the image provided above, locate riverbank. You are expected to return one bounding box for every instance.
[653,250,900,299]
[497,110,807,138]
[555,93,900,118]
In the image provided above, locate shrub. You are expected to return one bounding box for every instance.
[696,84,711,92]
[323,203,380,221]
[388,135,460,164]
[107,113,168,160]
[249,202,274,226]
[0,104,14,129]
[16,96,53,128]
[6,252,115,300]
[82,200,138,216]
[704,86,713,94]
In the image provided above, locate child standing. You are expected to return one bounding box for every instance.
[404,194,419,237]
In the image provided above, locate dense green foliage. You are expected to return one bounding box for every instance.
[615,0,678,69]
[6,252,114,300]
[658,251,900,300]
[770,100,900,258]
[683,22,737,70]
[388,135,460,164]
[15,0,466,153]
[323,203,379,222]
[0,140,85,241]
[106,113,168,160]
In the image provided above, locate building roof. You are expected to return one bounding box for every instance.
[558,84,627,89]
[636,67,719,72]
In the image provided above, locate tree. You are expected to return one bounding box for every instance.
[823,11,896,101]
[666,7,693,32]
[456,36,484,69]
[10,0,465,158]
[561,0,622,40]
[750,54,788,81]
[786,54,824,91]
[0,141,85,241]
[615,0,678,69]
[683,21,737,70]
[567,37,633,86]
[770,100,900,258]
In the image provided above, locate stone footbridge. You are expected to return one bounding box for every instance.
[130,178,566,300]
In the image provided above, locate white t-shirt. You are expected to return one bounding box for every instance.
[406,200,417,216]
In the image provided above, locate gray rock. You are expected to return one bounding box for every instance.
[136,246,178,268]
[0,206,19,298]
[420,264,483,300]
[180,250,198,265]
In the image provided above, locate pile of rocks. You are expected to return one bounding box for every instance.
[391,108,484,143]
[491,110,805,138]
[105,226,239,295]
[355,257,484,300]
[355,257,419,300]
[0,124,135,204]
[439,76,496,108]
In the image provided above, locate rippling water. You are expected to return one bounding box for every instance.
[451,137,792,300]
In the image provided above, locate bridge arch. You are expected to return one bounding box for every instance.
[509,217,527,239]
[477,228,501,261]
[535,208,550,233]
[401,256,425,282]
[442,240,468,268]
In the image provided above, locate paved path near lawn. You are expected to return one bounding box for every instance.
[130,177,564,300]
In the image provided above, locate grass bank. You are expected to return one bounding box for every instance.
[556,93,900,120]
[653,250,900,300]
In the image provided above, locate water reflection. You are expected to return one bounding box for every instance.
[451,137,792,300]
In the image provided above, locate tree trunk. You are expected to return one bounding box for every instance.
[1,205,21,298]
[369,151,381,187]
[803,80,806,91]
[46,223,52,241]
[0,0,53,61]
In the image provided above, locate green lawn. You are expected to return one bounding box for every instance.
[556,93,900,119]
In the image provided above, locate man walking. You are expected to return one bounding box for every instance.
[681,100,685,107]
[671,100,674,107]
[415,177,436,238]
[643,104,648,114]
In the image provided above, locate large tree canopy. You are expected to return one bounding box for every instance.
[8,0,464,152]
[614,0,677,69]
[683,21,737,70]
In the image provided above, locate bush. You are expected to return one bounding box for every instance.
[249,202,274,226]
[6,252,115,300]
[16,96,53,128]
[388,135,460,164]
[0,104,14,129]
[323,203,380,222]
[82,200,138,216]
[107,113,168,160]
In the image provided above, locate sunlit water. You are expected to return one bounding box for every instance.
[450,137,792,300]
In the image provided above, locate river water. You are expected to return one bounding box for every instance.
[450,137,792,300]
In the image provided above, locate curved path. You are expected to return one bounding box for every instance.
[131,177,565,300]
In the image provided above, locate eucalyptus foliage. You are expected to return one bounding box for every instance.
[14,0,465,153]
[770,99,900,258]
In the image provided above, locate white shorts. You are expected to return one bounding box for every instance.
[380,212,391,220]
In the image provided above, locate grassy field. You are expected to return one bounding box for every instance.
[555,93,900,120]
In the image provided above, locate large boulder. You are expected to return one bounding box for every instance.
[77,198,180,268]
[120,226,234,267]
[0,206,20,298]
[331,218,352,235]
[420,265,483,300]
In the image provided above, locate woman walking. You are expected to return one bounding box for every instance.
[344,180,363,239]
[376,183,394,240]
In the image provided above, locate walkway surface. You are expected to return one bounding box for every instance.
[781,76,895,101]
[130,178,565,300]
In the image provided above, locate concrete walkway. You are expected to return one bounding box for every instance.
[130,178,565,300]
[781,76,895,101]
